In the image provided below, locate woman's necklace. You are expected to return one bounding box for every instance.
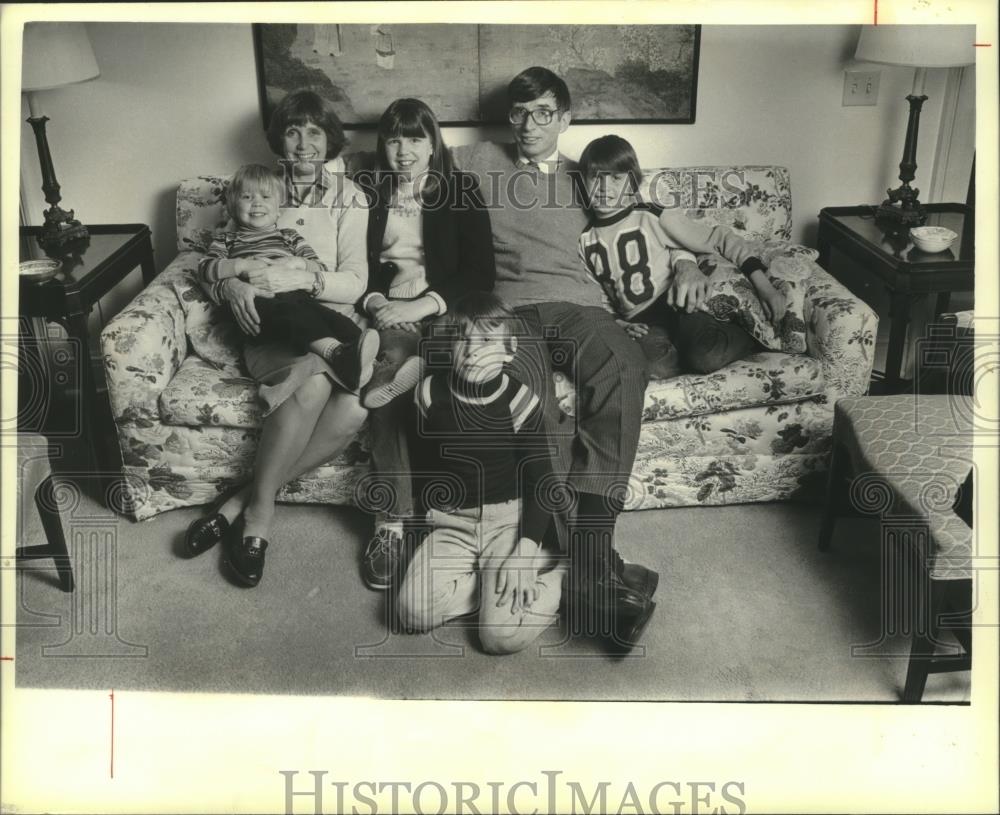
[286,173,322,208]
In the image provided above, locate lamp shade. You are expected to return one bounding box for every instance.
[855,25,975,68]
[21,22,100,92]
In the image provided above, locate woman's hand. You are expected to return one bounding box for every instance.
[242,257,314,294]
[666,259,710,313]
[748,271,787,327]
[370,298,434,330]
[217,278,273,336]
[495,537,545,613]
[617,319,649,339]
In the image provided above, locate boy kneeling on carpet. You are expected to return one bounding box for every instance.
[395,292,571,654]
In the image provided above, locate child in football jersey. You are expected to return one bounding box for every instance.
[577,135,786,375]
[199,164,379,392]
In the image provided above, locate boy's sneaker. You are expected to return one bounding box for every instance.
[362,356,425,409]
[326,329,380,393]
[362,526,404,590]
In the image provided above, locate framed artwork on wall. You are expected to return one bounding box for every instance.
[253,23,700,127]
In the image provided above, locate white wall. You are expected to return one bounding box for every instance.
[20,23,971,302]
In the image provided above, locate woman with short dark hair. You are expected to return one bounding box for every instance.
[184,89,370,588]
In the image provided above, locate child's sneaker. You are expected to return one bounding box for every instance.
[362,526,404,590]
[362,355,425,409]
[326,329,380,393]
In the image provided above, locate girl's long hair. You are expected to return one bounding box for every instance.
[375,98,453,206]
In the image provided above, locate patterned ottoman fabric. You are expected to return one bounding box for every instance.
[835,395,974,580]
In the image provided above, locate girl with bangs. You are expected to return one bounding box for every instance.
[358,97,497,592]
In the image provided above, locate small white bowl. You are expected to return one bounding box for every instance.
[910,226,957,253]
[19,258,62,282]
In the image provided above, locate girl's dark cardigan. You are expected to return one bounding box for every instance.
[358,169,496,309]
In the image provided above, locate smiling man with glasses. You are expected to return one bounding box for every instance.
[451,67,660,652]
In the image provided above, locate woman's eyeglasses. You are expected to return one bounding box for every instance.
[507,107,562,126]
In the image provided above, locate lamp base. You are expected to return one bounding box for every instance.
[38,205,89,247]
[875,182,927,228]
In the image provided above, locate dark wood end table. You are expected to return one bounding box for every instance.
[18,224,155,503]
[816,204,974,394]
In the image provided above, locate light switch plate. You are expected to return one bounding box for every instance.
[843,70,881,106]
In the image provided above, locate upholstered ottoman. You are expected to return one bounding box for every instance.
[819,395,974,701]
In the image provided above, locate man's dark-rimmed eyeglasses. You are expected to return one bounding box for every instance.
[508,107,562,126]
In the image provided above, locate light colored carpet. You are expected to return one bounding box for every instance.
[14,486,970,702]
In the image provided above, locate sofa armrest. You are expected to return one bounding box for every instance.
[803,264,879,398]
[100,255,191,425]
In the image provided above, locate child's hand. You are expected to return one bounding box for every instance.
[617,319,649,339]
[373,299,432,329]
[234,258,269,279]
[749,272,787,327]
[666,259,710,312]
[495,537,544,613]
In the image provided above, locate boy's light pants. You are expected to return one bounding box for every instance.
[397,499,565,654]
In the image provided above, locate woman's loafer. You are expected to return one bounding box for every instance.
[184,513,229,557]
[225,534,269,587]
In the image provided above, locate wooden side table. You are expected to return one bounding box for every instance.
[816,204,974,394]
[16,434,74,593]
[18,224,155,501]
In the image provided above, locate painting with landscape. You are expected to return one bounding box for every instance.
[479,25,699,123]
[255,23,700,126]
[255,23,480,126]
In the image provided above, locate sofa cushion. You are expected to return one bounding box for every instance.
[554,351,824,422]
[166,257,246,371]
[177,176,230,254]
[639,165,793,241]
[159,356,261,428]
[698,251,810,354]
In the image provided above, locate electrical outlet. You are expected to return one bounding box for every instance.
[843,70,880,106]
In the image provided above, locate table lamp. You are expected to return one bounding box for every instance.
[854,25,974,227]
[21,22,100,247]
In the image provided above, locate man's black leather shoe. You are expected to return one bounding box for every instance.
[610,549,659,600]
[568,569,654,638]
[609,599,657,656]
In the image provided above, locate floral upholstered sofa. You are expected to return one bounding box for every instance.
[100,164,877,520]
